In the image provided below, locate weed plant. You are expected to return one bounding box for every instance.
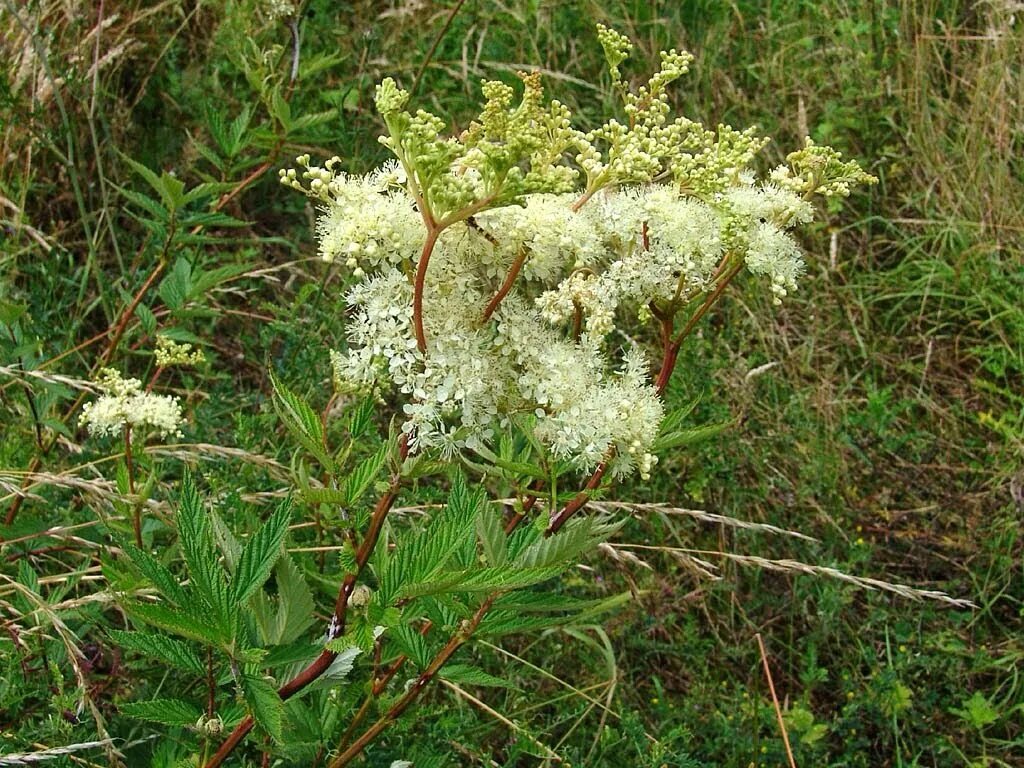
[0,1,1020,767]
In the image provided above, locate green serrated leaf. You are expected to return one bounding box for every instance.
[658,391,703,434]
[135,302,157,336]
[175,472,234,623]
[651,420,733,452]
[232,497,291,604]
[391,623,430,668]
[158,257,193,310]
[109,630,205,674]
[323,634,360,654]
[270,372,334,470]
[341,441,390,504]
[337,540,358,575]
[118,186,169,221]
[479,591,632,636]
[270,89,292,128]
[242,675,284,742]
[228,106,252,157]
[157,172,186,211]
[346,397,376,439]
[188,262,253,297]
[476,610,576,637]
[125,602,229,646]
[181,180,236,207]
[121,545,186,605]
[441,664,514,688]
[121,698,201,727]
[399,454,448,481]
[252,555,315,646]
[121,155,166,200]
[193,141,226,171]
[399,565,566,599]
[377,473,483,605]
[301,487,349,506]
[16,558,40,595]
[181,211,251,230]
[209,509,241,572]
[476,508,507,567]
[492,590,631,615]
[471,445,546,479]
[313,646,362,689]
[514,516,619,569]
[347,617,377,652]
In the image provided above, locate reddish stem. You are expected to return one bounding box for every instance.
[570,302,583,340]
[98,254,169,370]
[203,437,409,768]
[205,255,744,767]
[412,227,441,353]
[481,248,527,322]
[546,260,746,535]
[672,261,744,346]
[326,594,497,768]
[654,341,680,397]
[502,492,539,536]
[543,461,607,537]
[570,185,598,212]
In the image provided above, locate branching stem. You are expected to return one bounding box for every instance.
[326,594,497,768]
[412,226,441,353]
[544,461,607,536]
[481,247,527,322]
[202,436,410,768]
[672,260,744,346]
[570,184,599,212]
[544,259,746,534]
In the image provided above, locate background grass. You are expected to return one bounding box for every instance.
[1,0,1021,766]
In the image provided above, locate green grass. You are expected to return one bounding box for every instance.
[1,0,1021,766]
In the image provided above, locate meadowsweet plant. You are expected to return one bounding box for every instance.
[115,26,875,767]
[280,25,873,484]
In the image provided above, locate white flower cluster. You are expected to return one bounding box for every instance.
[79,368,184,439]
[281,158,422,275]
[495,304,664,478]
[472,193,605,282]
[292,157,816,478]
[264,0,295,21]
[724,183,812,305]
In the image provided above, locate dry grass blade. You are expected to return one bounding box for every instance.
[477,638,658,743]
[146,443,292,478]
[0,740,116,766]
[0,574,122,763]
[610,544,976,608]
[591,500,819,542]
[440,679,564,763]
[0,365,98,392]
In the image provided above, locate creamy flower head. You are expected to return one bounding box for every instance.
[281,44,873,479]
[264,0,295,21]
[79,368,184,439]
